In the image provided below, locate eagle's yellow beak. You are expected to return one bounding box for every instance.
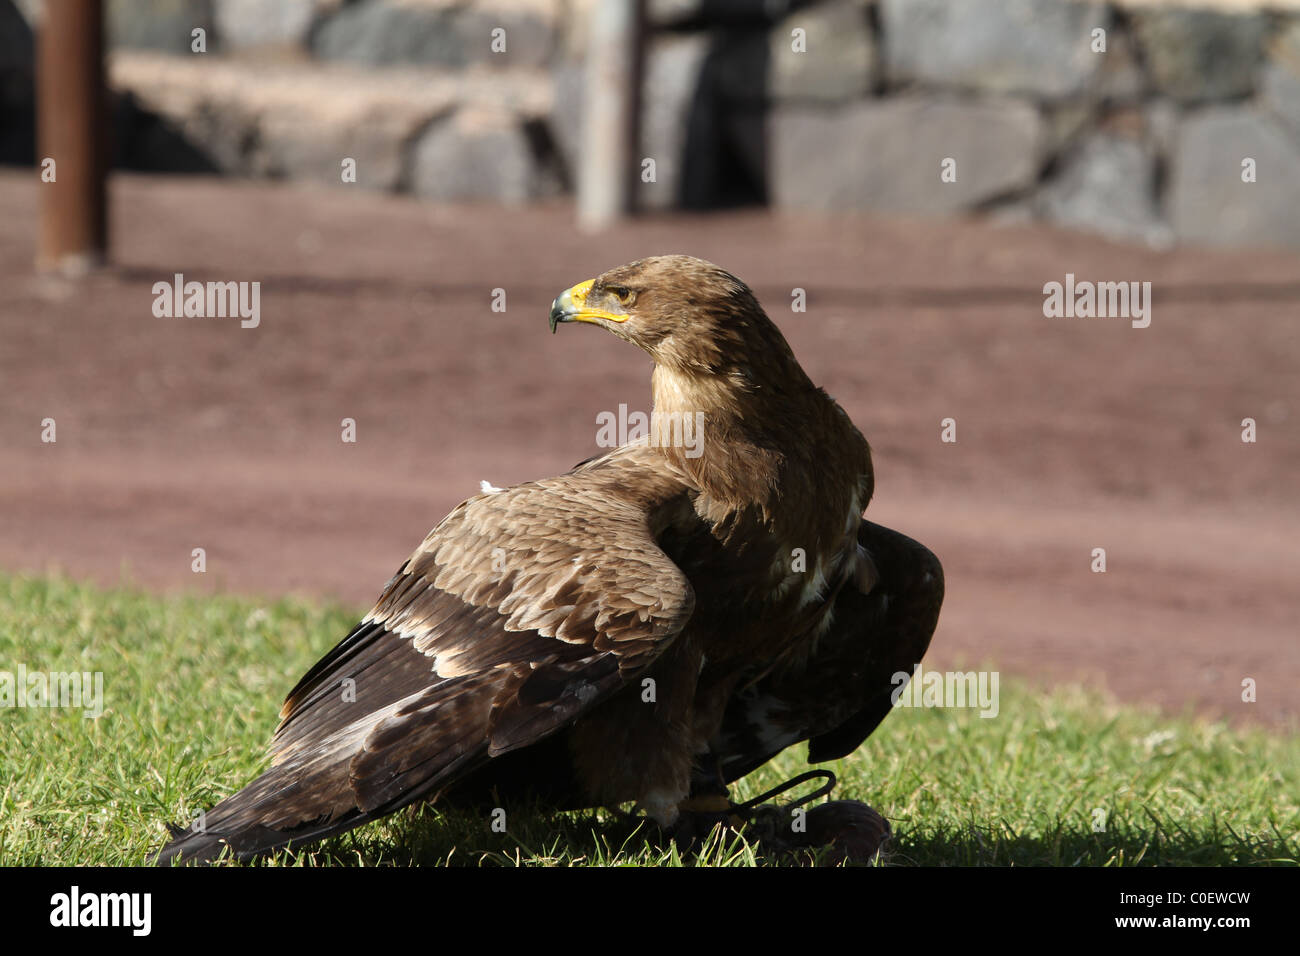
[549,279,629,333]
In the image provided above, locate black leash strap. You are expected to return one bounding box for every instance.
[734,769,837,816]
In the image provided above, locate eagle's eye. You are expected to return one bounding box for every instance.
[606,285,635,307]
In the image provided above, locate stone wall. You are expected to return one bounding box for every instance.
[3,0,1300,247]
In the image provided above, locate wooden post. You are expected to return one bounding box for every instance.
[577,0,645,231]
[37,0,108,275]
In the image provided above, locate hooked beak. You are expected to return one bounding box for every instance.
[549,278,629,333]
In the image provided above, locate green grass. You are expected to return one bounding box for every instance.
[0,572,1295,866]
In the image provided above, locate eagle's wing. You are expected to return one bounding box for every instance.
[706,519,943,786]
[156,452,695,864]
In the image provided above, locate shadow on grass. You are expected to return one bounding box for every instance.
[240,800,845,868]
[225,803,1297,868]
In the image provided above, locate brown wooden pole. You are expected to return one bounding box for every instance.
[37,0,108,275]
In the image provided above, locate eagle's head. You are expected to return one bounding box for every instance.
[549,255,796,379]
[550,255,868,516]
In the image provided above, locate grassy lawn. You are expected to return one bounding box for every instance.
[1,572,1295,866]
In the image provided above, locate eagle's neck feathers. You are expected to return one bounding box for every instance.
[649,343,874,601]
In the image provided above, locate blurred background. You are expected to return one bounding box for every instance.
[1,0,1297,727]
[5,0,1300,240]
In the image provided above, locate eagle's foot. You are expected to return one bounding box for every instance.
[744,799,890,865]
[664,792,745,852]
[663,770,889,864]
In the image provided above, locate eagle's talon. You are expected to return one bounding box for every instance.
[756,799,892,865]
[664,808,741,852]
[656,797,889,866]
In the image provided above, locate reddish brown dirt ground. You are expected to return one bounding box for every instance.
[2,171,1297,727]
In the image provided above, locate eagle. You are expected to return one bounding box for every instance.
[156,254,943,865]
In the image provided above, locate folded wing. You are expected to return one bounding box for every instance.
[156,453,695,864]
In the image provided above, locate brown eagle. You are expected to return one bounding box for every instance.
[156,255,943,865]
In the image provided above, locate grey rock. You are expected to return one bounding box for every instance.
[882,0,1108,99]
[1093,21,1146,102]
[108,0,215,53]
[768,0,875,102]
[550,34,710,209]
[110,52,267,174]
[770,95,1041,214]
[260,107,425,190]
[313,0,553,69]
[410,108,546,203]
[212,0,321,51]
[548,62,585,181]
[1169,107,1300,248]
[1143,99,1180,162]
[456,5,554,70]
[647,0,701,28]
[648,0,800,28]
[1130,8,1267,103]
[639,33,712,208]
[1040,101,1097,159]
[109,52,546,184]
[1275,15,1300,62]
[1035,133,1168,245]
[1261,63,1300,136]
[313,1,467,67]
[121,97,259,174]
[1261,19,1300,134]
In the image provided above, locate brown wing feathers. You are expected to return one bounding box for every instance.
[155,451,695,864]
[706,519,944,786]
